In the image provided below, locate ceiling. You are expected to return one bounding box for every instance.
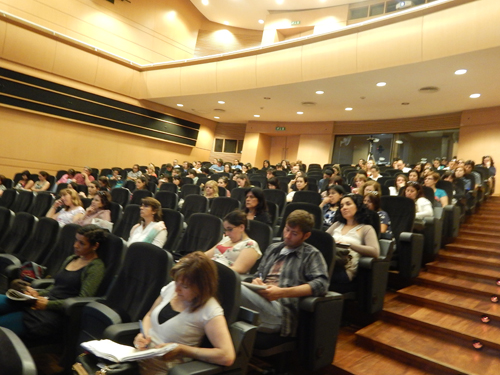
[151,46,500,124]
[149,1,500,124]
[189,0,368,31]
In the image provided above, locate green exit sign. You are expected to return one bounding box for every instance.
[291,21,300,25]
[276,126,286,131]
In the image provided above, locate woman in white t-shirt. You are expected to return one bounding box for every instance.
[128,197,167,248]
[205,210,261,274]
[134,252,235,375]
[46,188,85,227]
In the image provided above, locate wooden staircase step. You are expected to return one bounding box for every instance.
[331,328,430,375]
[438,249,500,267]
[459,230,500,240]
[450,237,500,249]
[383,297,500,350]
[356,320,500,375]
[461,224,499,232]
[426,260,500,282]
[416,271,500,298]
[397,285,500,318]
[444,244,500,258]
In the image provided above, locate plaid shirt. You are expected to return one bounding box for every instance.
[254,241,329,337]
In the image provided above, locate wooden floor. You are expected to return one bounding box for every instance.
[330,196,500,375]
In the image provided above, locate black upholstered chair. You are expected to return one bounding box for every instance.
[209,197,240,219]
[112,204,140,240]
[161,208,184,252]
[0,327,37,375]
[29,191,54,217]
[174,213,223,258]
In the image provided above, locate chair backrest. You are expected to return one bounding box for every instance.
[130,189,153,205]
[10,190,33,214]
[218,186,227,197]
[159,182,178,193]
[246,220,273,274]
[209,197,240,219]
[100,168,112,177]
[78,184,88,197]
[436,180,454,202]
[267,202,279,227]
[15,217,60,263]
[175,213,223,256]
[109,201,122,224]
[181,177,194,185]
[196,176,209,186]
[105,242,172,322]
[155,191,178,210]
[0,207,14,243]
[305,229,335,279]
[366,210,381,239]
[41,223,81,277]
[0,212,37,254]
[162,208,184,251]
[0,189,17,209]
[180,195,209,222]
[380,196,415,243]
[0,327,37,375]
[276,176,291,193]
[29,192,54,217]
[263,189,287,216]
[213,261,241,325]
[181,184,201,198]
[230,187,250,205]
[55,183,68,196]
[292,190,322,205]
[278,203,323,236]
[112,204,140,240]
[95,232,125,296]
[125,180,136,193]
[81,197,92,209]
[110,187,130,208]
[422,186,435,204]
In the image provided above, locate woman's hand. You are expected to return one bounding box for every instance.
[134,333,151,351]
[160,343,184,361]
[32,296,48,310]
[86,206,96,214]
[24,286,40,297]
[53,199,64,208]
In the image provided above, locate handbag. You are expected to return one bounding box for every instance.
[19,261,47,282]
[74,353,137,375]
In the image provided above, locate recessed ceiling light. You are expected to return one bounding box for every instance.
[455,69,467,75]
[264,97,271,100]
[396,140,403,144]
[254,114,260,117]
[376,82,386,87]
[223,21,229,25]
[214,116,220,119]
[202,0,209,5]
[401,102,410,105]
[258,19,264,24]
[276,0,284,4]
[218,101,225,104]
[316,91,324,95]
[345,107,353,111]
[470,93,481,98]
[177,104,183,107]
[297,111,303,115]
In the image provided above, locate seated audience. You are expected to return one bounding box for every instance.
[0,174,6,197]
[128,197,167,248]
[236,174,251,188]
[74,167,95,186]
[98,176,111,191]
[351,173,367,194]
[267,177,280,190]
[134,252,235,374]
[363,192,392,237]
[146,163,157,178]
[30,171,51,192]
[205,210,261,274]
[15,170,33,190]
[369,165,382,181]
[240,210,329,336]
[108,168,124,188]
[187,169,199,185]
[408,169,421,183]
[359,180,382,196]
[389,173,408,196]
[326,194,380,289]
[46,188,86,227]
[210,158,224,173]
[245,187,272,225]
[204,180,219,199]
[136,176,150,191]
[481,155,496,177]
[424,172,448,207]
[261,160,271,171]
[56,168,76,185]
[286,175,309,202]
[75,191,112,228]
[402,182,434,220]
[0,225,106,339]
[127,164,143,181]
[319,185,344,227]
[217,176,231,197]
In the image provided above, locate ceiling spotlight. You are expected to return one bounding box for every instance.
[316,90,324,95]
[214,116,220,119]
[177,104,183,107]
[396,140,403,144]
[481,315,491,324]
[376,82,386,87]
[223,21,229,25]
[496,279,500,286]
[455,69,467,75]
[472,340,483,350]
[491,295,498,303]
[254,115,260,118]
[218,101,225,104]
[470,93,481,98]
[276,0,284,4]
[297,111,303,115]
[258,19,264,24]
[345,107,353,111]
[202,0,209,5]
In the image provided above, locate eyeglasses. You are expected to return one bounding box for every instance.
[224,227,235,232]
[97,191,107,196]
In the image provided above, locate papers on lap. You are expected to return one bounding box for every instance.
[6,289,38,301]
[81,340,178,363]
[241,281,267,291]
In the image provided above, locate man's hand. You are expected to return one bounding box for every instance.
[257,285,285,302]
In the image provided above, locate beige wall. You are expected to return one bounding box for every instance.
[0,0,203,63]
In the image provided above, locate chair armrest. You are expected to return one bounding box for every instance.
[299,291,342,312]
[30,278,55,289]
[169,361,222,375]
[0,254,21,269]
[62,297,103,315]
[397,232,424,279]
[237,306,259,325]
[103,322,140,346]
[5,264,21,280]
